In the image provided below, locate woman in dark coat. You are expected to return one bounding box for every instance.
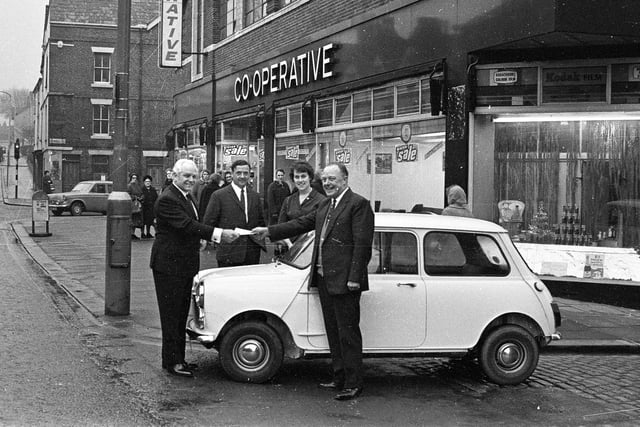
[127,173,144,239]
[141,175,159,238]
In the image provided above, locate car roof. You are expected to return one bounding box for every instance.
[374,212,507,233]
[78,181,113,185]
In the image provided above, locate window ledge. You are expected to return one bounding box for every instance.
[91,83,113,89]
[91,134,112,140]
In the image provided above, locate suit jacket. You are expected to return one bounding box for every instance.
[150,184,214,277]
[269,189,374,295]
[202,184,266,265]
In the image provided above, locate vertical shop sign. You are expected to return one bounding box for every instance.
[334,148,351,164]
[396,144,418,162]
[160,0,182,68]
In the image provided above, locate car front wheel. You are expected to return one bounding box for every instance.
[219,321,284,383]
[479,325,539,385]
[70,202,84,216]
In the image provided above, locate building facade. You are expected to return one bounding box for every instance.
[34,0,181,192]
[173,0,640,280]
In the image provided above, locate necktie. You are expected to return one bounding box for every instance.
[240,188,247,222]
[186,193,198,219]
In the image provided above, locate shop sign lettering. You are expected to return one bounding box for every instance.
[223,145,248,156]
[492,70,518,85]
[285,146,299,160]
[159,0,182,68]
[234,43,336,102]
[543,67,606,86]
[334,148,351,164]
[396,144,417,162]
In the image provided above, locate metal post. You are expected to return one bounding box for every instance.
[105,0,132,316]
[14,160,18,199]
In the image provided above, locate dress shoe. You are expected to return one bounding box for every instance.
[183,361,198,370]
[318,381,343,390]
[167,364,194,378]
[334,387,363,401]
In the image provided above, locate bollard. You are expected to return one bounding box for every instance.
[105,191,132,316]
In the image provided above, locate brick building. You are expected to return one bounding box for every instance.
[33,0,181,192]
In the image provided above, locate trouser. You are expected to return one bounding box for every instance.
[316,274,363,389]
[152,271,192,368]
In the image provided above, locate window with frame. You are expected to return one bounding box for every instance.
[221,0,237,38]
[424,232,510,276]
[91,156,110,181]
[192,0,204,78]
[368,231,418,275]
[244,0,268,26]
[94,53,111,83]
[275,105,302,133]
[92,104,110,135]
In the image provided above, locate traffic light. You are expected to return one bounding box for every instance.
[13,139,20,160]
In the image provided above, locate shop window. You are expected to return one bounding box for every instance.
[495,119,640,249]
[353,91,372,122]
[91,155,110,181]
[93,53,111,84]
[92,104,110,136]
[396,82,420,115]
[289,107,301,130]
[335,96,352,124]
[373,86,395,120]
[475,67,538,107]
[542,67,607,104]
[611,63,640,104]
[317,99,333,128]
[424,232,509,276]
[275,109,288,134]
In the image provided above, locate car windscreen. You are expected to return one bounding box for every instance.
[279,231,314,269]
[72,182,93,192]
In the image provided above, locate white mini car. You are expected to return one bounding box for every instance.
[187,213,561,385]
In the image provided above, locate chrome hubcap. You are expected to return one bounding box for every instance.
[233,338,269,372]
[496,342,524,370]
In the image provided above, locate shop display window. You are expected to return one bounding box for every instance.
[495,119,640,250]
[542,66,607,104]
[611,63,640,104]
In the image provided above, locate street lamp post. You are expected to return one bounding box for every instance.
[0,91,14,192]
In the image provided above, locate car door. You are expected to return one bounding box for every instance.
[84,183,104,212]
[360,230,427,349]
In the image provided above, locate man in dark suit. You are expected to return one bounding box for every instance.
[266,168,291,225]
[253,163,374,400]
[203,159,266,267]
[150,159,216,378]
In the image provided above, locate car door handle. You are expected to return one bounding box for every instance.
[396,282,416,288]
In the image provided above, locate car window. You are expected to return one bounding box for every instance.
[72,182,93,192]
[369,231,418,275]
[107,184,112,193]
[279,231,314,269]
[424,232,510,276]
[93,184,106,193]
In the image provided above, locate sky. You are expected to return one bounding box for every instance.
[0,0,49,91]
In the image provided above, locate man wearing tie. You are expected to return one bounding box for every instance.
[252,163,374,400]
[151,159,221,377]
[203,159,266,267]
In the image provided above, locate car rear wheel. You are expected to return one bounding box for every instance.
[51,209,63,216]
[219,321,283,383]
[70,202,84,216]
[479,325,539,385]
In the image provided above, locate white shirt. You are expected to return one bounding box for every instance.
[211,182,249,243]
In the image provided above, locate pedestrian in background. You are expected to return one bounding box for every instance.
[127,173,144,240]
[311,170,326,196]
[203,159,266,267]
[442,185,473,217]
[150,159,216,378]
[42,170,55,194]
[253,163,374,401]
[190,168,210,206]
[141,175,158,238]
[266,169,291,225]
[198,172,224,217]
[162,168,173,191]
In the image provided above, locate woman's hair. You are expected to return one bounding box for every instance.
[143,175,153,182]
[447,185,468,205]
[289,161,314,180]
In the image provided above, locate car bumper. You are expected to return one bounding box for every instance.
[48,202,70,209]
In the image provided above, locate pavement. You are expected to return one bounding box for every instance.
[4,193,640,355]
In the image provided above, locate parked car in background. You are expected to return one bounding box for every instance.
[187,213,562,386]
[48,180,113,216]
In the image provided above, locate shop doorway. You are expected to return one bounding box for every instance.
[62,154,80,192]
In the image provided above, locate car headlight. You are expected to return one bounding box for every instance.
[192,280,205,329]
